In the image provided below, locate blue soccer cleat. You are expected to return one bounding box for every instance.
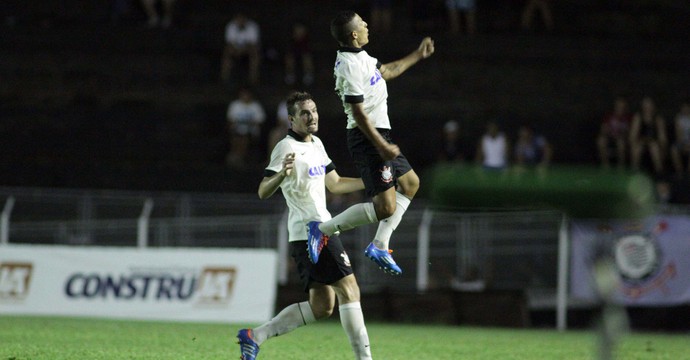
[306,221,329,263]
[237,329,260,360]
[365,242,402,275]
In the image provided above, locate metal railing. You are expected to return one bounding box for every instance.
[3,186,688,331]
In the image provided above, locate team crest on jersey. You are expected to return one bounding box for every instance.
[380,166,393,183]
[341,252,351,267]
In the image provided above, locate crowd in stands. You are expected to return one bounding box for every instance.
[211,2,688,206]
[438,95,689,173]
[438,119,552,169]
[434,93,688,204]
[4,0,689,201]
[597,96,690,179]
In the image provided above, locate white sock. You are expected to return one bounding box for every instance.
[373,192,411,250]
[253,301,316,345]
[339,302,372,360]
[319,203,377,236]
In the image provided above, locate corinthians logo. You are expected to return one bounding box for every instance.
[611,223,677,299]
[614,234,660,282]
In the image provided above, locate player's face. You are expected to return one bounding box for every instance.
[290,99,319,136]
[350,14,369,46]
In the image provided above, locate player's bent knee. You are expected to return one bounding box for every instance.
[374,202,396,220]
[309,301,335,319]
[399,172,420,196]
[333,276,361,304]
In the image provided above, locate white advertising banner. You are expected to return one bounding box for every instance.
[0,245,277,323]
[570,215,690,306]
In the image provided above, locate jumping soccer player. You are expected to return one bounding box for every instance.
[236,91,372,360]
[306,11,435,276]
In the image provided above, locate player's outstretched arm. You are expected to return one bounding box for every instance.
[258,153,295,199]
[325,171,365,194]
[380,37,434,81]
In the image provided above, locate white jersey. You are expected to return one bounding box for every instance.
[333,48,390,130]
[481,133,508,168]
[266,132,333,242]
[224,19,260,49]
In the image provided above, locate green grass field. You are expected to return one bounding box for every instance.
[1,316,686,359]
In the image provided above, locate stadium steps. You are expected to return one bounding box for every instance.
[3,1,690,191]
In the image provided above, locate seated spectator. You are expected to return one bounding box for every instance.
[629,96,668,175]
[596,96,632,168]
[514,125,552,166]
[140,0,175,28]
[521,0,553,32]
[476,121,508,170]
[222,13,261,86]
[284,21,314,86]
[670,100,690,177]
[446,0,477,35]
[438,120,466,162]
[226,87,265,167]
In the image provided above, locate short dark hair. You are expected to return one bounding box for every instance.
[286,91,313,116]
[330,11,357,44]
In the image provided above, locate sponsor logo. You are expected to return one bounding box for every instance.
[308,164,326,177]
[380,165,393,183]
[63,266,236,305]
[369,70,382,86]
[196,267,237,305]
[0,262,33,301]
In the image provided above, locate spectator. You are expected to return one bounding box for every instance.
[514,124,552,166]
[520,0,553,32]
[370,0,393,33]
[438,120,465,162]
[670,100,690,177]
[629,96,667,175]
[596,96,632,168]
[226,87,265,167]
[445,0,477,35]
[476,121,508,170]
[140,0,175,28]
[284,21,314,86]
[222,13,261,86]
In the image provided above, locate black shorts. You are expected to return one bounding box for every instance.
[290,236,353,293]
[347,127,413,198]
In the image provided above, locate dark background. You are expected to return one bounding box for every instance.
[1,0,689,194]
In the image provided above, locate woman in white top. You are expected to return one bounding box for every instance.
[476,121,508,170]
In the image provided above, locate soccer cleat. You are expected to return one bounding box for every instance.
[365,242,402,275]
[306,221,329,263]
[237,329,260,360]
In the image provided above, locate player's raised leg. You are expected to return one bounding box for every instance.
[367,166,419,275]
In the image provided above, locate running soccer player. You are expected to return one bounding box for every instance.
[236,91,372,360]
[306,11,435,276]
